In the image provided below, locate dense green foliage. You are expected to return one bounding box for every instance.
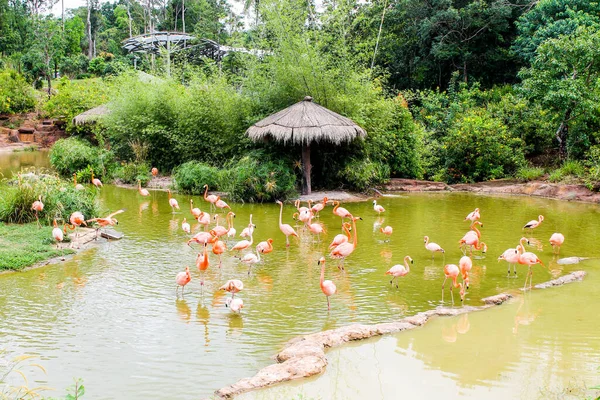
[0,172,99,225]
[0,69,36,113]
[114,162,151,185]
[49,138,115,180]
[0,222,75,271]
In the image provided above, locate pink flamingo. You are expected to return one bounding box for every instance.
[190,199,201,219]
[499,237,528,276]
[175,266,192,296]
[442,264,466,303]
[306,214,325,240]
[240,214,255,238]
[373,200,385,215]
[311,197,328,216]
[215,196,231,211]
[73,174,85,191]
[385,256,413,288]
[187,231,214,247]
[318,257,337,310]
[31,195,44,227]
[517,244,545,290]
[231,224,253,252]
[380,226,393,241]
[226,297,244,313]
[91,170,102,188]
[226,211,236,238]
[331,200,352,224]
[239,245,261,274]
[151,167,158,177]
[51,219,64,249]
[197,211,211,231]
[329,222,352,250]
[203,184,219,208]
[182,218,191,234]
[330,214,358,269]
[167,189,180,213]
[212,239,226,266]
[459,256,472,289]
[138,180,150,196]
[256,238,274,254]
[464,208,480,221]
[197,243,210,289]
[219,279,243,298]
[424,236,445,259]
[210,214,228,237]
[549,233,565,254]
[523,215,544,230]
[276,200,298,247]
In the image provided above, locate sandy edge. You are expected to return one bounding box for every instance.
[212,271,586,399]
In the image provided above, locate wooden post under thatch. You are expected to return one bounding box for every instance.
[302,143,311,195]
[246,96,366,195]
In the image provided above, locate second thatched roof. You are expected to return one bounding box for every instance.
[246,96,366,145]
[72,104,110,126]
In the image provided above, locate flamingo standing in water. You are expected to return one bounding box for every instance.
[331,200,353,226]
[190,199,201,219]
[197,211,211,231]
[203,185,219,209]
[523,215,544,231]
[167,190,180,213]
[459,221,483,254]
[151,167,158,177]
[226,212,236,238]
[196,243,210,290]
[256,238,274,254]
[73,174,85,191]
[442,264,466,303]
[311,197,328,217]
[215,196,231,211]
[138,180,150,197]
[517,244,545,290]
[385,256,413,288]
[465,208,480,221]
[330,213,359,269]
[459,256,472,289]
[226,297,244,313]
[318,257,337,310]
[212,238,226,266]
[181,218,191,234]
[65,211,87,247]
[499,237,528,276]
[306,214,325,241]
[91,170,102,188]
[329,222,352,250]
[31,195,44,227]
[373,200,385,215]
[86,209,125,238]
[424,236,445,259]
[240,215,255,238]
[239,245,261,274]
[219,279,243,298]
[380,226,393,241]
[210,215,228,238]
[175,266,192,297]
[295,200,312,226]
[187,231,214,247]
[276,201,298,247]
[549,233,565,254]
[231,224,253,252]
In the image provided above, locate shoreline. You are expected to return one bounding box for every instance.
[213,271,586,399]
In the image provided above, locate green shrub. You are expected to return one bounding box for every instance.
[219,155,297,202]
[515,166,545,182]
[114,162,151,185]
[548,169,564,183]
[443,110,526,183]
[548,160,585,183]
[0,171,99,225]
[88,57,107,76]
[585,145,600,180]
[338,158,390,191]
[49,137,115,180]
[0,69,37,114]
[173,161,221,194]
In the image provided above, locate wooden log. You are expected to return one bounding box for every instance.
[302,143,312,195]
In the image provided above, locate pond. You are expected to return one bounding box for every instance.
[1,151,600,399]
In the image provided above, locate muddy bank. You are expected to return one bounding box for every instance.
[385,178,600,203]
[214,271,586,399]
[114,176,173,191]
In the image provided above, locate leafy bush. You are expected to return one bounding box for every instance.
[220,156,297,202]
[338,158,390,191]
[443,110,526,183]
[0,69,37,114]
[88,57,107,76]
[114,162,151,185]
[49,137,115,180]
[548,160,585,183]
[515,166,545,182]
[0,171,99,225]
[173,161,221,194]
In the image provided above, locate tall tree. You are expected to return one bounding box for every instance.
[23,16,64,96]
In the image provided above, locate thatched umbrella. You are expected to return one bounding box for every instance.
[72,104,110,126]
[246,96,366,194]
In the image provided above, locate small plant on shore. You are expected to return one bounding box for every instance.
[338,158,390,191]
[114,162,151,185]
[515,166,545,182]
[49,138,116,180]
[173,161,221,194]
[0,349,50,399]
[548,160,585,183]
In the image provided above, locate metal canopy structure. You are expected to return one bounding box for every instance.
[122,32,194,55]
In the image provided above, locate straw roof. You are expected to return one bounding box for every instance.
[246,96,366,145]
[72,104,110,126]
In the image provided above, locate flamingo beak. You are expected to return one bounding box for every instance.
[411,260,414,264]
[318,260,321,265]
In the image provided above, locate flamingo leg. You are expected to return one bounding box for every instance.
[513,264,518,277]
[441,277,448,289]
[286,236,290,247]
[327,296,330,311]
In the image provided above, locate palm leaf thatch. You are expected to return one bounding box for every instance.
[72,104,110,126]
[246,96,366,194]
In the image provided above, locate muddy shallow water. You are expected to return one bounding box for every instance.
[1,152,599,399]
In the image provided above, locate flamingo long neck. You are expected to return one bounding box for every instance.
[333,201,339,213]
[320,263,325,285]
[519,237,528,248]
[404,257,411,272]
[343,224,351,240]
[322,197,328,206]
[249,228,254,245]
[190,200,194,212]
[351,214,358,246]
[452,277,460,288]
[73,175,77,185]
[255,247,261,262]
[425,237,429,246]
[307,200,312,209]
[91,171,94,181]
[215,215,220,227]
[267,239,273,251]
[204,186,209,200]
[278,202,284,227]
[168,190,172,200]
[470,223,481,238]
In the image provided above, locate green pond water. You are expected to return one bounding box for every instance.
[1,152,600,399]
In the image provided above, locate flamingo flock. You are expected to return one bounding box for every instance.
[37,170,570,314]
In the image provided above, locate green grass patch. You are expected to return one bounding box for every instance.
[0,222,74,271]
[515,166,545,182]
